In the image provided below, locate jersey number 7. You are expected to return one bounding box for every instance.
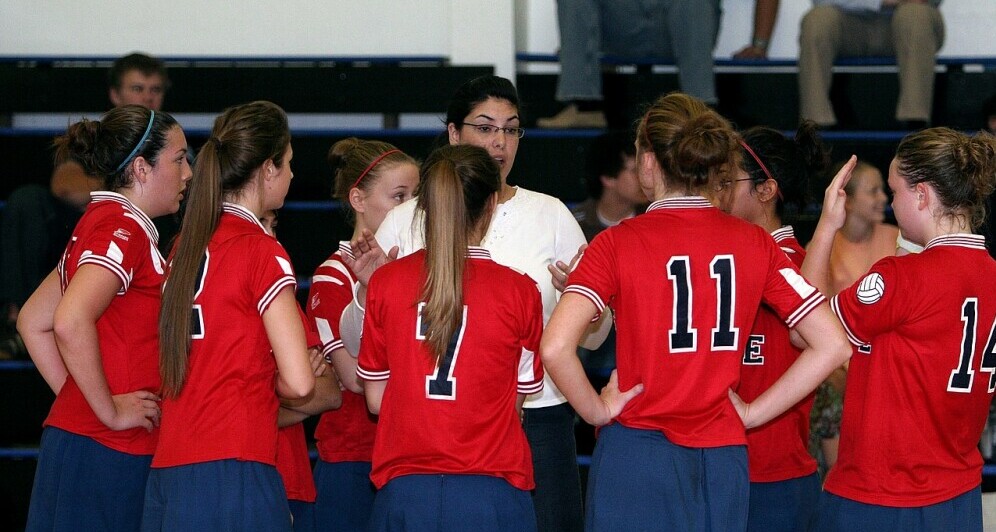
[667,255,739,353]
[416,303,468,401]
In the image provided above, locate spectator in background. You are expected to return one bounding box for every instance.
[537,0,721,129]
[0,53,168,359]
[571,131,646,242]
[798,0,944,129]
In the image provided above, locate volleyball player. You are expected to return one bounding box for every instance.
[357,144,544,531]
[807,128,996,531]
[715,123,830,531]
[18,105,191,531]
[144,101,314,531]
[541,92,851,531]
[306,138,418,531]
[259,209,341,532]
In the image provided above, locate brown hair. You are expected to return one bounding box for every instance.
[416,145,500,363]
[327,138,416,223]
[895,128,996,230]
[159,101,290,398]
[53,105,179,191]
[636,92,739,195]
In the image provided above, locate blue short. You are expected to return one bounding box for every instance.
[141,459,292,532]
[369,474,536,532]
[313,459,376,531]
[814,486,983,532]
[585,423,748,532]
[26,427,152,532]
[288,499,315,532]
[748,473,820,532]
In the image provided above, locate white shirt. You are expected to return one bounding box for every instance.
[376,187,588,408]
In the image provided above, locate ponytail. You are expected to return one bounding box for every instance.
[159,101,290,397]
[416,145,500,363]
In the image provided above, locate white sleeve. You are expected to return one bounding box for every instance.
[339,298,364,358]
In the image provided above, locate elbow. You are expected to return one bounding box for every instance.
[281,375,315,401]
[52,309,85,348]
[366,398,381,415]
[832,335,852,366]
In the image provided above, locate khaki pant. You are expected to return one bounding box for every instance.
[798,4,945,126]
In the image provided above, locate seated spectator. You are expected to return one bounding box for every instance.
[798,0,944,129]
[537,0,721,129]
[0,52,168,359]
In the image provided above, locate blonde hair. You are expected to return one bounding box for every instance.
[416,145,500,363]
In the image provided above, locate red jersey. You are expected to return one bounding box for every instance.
[152,203,297,468]
[357,248,544,490]
[274,308,322,503]
[735,227,818,482]
[44,192,164,455]
[307,243,377,463]
[565,198,825,448]
[825,234,996,507]
[276,423,317,502]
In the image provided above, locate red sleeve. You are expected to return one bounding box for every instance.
[517,277,545,395]
[357,268,389,381]
[306,258,357,360]
[250,238,297,316]
[760,238,826,328]
[564,230,619,320]
[76,215,148,292]
[830,257,906,348]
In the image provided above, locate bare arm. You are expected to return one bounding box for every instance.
[18,269,67,394]
[263,289,316,400]
[364,379,387,415]
[541,293,643,426]
[549,243,614,349]
[734,0,780,59]
[54,265,160,431]
[330,346,363,394]
[280,348,341,420]
[730,304,851,429]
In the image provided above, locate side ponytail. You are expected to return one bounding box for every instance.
[416,145,500,364]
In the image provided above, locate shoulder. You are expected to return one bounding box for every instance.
[514,187,572,214]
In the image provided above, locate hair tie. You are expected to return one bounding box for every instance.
[115,110,156,173]
[739,139,783,201]
[352,149,400,190]
[209,136,223,149]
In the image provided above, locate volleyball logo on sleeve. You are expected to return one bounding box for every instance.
[856,272,885,304]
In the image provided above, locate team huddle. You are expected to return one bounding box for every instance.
[17,74,996,532]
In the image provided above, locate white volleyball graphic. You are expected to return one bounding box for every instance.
[856,273,885,304]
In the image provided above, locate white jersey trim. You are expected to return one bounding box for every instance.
[563,285,606,319]
[357,366,390,381]
[257,275,297,315]
[829,294,868,347]
[222,203,267,232]
[924,233,986,251]
[89,191,160,245]
[646,196,712,212]
[78,254,132,292]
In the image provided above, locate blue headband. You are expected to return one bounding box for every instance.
[114,110,156,173]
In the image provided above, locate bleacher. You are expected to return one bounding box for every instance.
[2,53,996,530]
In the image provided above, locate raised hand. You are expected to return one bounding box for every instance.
[548,243,588,293]
[344,229,398,286]
[819,155,857,234]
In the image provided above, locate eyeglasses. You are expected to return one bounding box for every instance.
[714,177,755,192]
[460,123,525,139]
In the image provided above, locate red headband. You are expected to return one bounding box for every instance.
[353,149,401,190]
[739,140,783,201]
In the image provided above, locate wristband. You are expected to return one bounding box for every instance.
[752,37,769,50]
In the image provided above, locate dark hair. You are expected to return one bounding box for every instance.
[53,105,179,191]
[585,131,637,200]
[895,127,996,230]
[636,92,739,195]
[159,101,290,398]
[983,93,996,124]
[739,121,829,215]
[108,53,170,91]
[416,144,501,363]
[444,75,521,126]
[327,138,416,224]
